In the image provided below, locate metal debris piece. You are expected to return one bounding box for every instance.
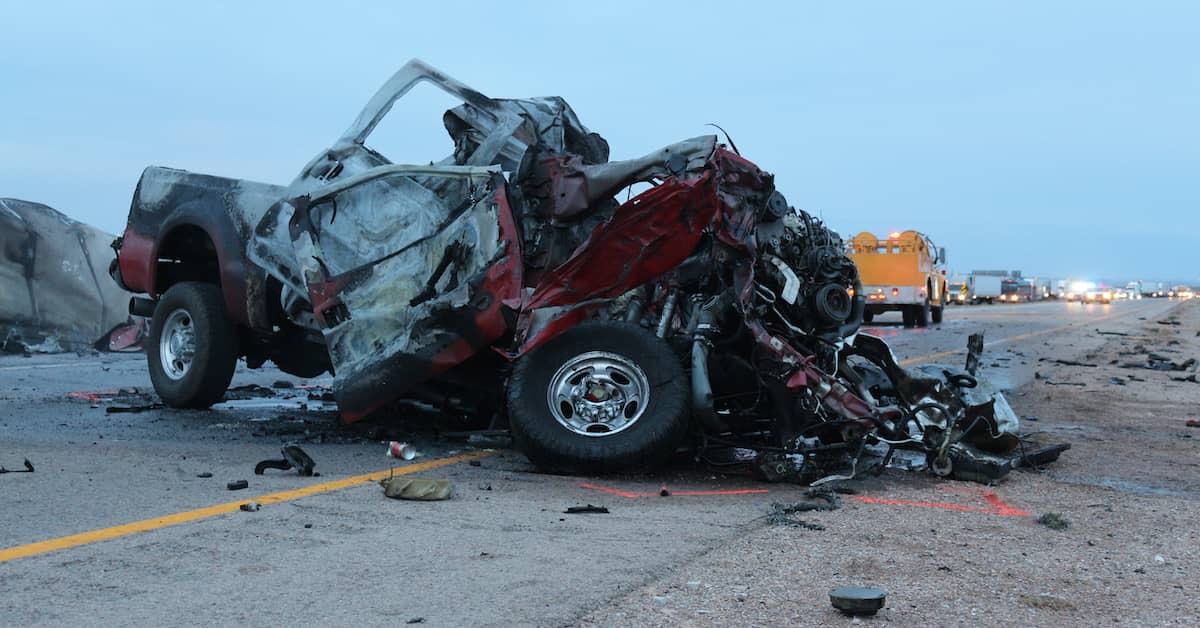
[227,480,249,491]
[196,472,213,478]
[0,459,35,474]
[829,587,887,616]
[1041,358,1099,367]
[564,504,609,514]
[254,444,316,476]
[965,332,984,376]
[380,477,454,501]
[240,502,261,512]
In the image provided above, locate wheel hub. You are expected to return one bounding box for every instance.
[547,351,650,437]
[159,309,196,381]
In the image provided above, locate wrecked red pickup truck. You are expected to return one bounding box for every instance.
[113,60,1058,481]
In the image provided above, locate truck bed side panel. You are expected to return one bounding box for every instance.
[118,166,285,327]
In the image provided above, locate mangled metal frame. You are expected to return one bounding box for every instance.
[237,59,1040,482]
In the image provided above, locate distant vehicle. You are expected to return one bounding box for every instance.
[1066,281,1112,304]
[1141,281,1168,298]
[847,230,948,327]
[947,277,968,305]
[1033,277,1050,300]
[1000,278,1038,303]
[966,273,1002,304]
[1172,286,1194,300]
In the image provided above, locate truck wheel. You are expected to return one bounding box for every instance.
[507,320,689,472]
[931,297,944,324]
[901,308,914,327]
[914,299,931,327]
[862,311,875,324]
[147,282,239,408]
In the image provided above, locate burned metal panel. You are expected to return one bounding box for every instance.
[0,198,133,351]
[284,169,521,420]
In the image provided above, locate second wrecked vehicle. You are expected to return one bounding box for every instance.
[113,60,1046,481]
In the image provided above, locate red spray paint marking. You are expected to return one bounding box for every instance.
[580,483,769,498]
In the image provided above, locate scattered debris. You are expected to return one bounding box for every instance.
[1109,377,1127,385]
[468,460,482,467]
[380,477,454,501]
[225,384,277,399]
[1042,380,1086,387]
[1095,329,1130,336]
[1040,358,1099,367]
[1185,420,1200,428]
[829,587,887,616]
[240,502,261,512]
[272,380,295,389]
[254,444,316,476]
[1157,319,1181,326]
[659,487,671,497]
[564,504,610,514]
[227,480,249,491]
[762,499,832,530]
[0,458,35,474]
[1171,374,1198,383]
[196,472,213,478]
[1036,512,1070,530]
[406,618,426,625]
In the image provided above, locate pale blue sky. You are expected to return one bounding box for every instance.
[2,1,1196,282]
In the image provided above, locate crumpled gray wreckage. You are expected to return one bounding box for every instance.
[112,59,1062,481]
[1,198,142,353]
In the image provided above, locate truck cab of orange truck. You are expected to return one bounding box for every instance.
[846,230,948,327]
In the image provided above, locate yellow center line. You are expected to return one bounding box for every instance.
[0,450,492,564]
[898,302,1167,366]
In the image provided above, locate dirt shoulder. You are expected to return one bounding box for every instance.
[582,301,1200,627]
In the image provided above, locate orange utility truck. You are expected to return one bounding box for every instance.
[847,230,948,327]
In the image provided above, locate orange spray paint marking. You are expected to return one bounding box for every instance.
[851,488,1029,517]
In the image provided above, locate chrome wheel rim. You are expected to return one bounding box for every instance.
[546,351,650,437]
[159,309,196,380]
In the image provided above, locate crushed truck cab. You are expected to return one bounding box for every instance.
[847,230,948,327]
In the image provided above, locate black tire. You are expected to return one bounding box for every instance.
[901,307,914,327]
[861,311,875,324]
[914,298,931,327]
[931,294,944,324]
[147,282,239,408]
[507,320,689,472]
